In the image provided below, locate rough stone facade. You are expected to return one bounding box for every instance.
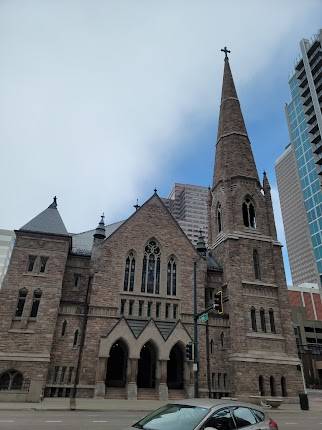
[0,57,303,402]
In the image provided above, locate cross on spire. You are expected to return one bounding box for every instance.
[221,46,231,59]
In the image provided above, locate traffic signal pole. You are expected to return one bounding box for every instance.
[193,261,199,398]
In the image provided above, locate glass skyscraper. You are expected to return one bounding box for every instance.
[277,30,322,287]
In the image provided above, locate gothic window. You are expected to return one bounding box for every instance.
[15,288,28,318]
[165,303,170,319]
[281,376,287,397]
[27,255,37,272]
[39,256,48,273]
[173,304,178,319]
[120,299,126,315]
[30,289,42,318]
[259,375,265,396]
[210,339,214,354]
[61,320,67,337]
[269,309,276,333]
[217,203,222,232]
[123,251,135,292]
[167,256,177,296]
[67,367,74,384]
[129,300,134,316]
[253,249,261,280]
[141,239,161,294]
[73,329,79,347]
[251,307,257,331]
[74,273,81,288]
[270,376,276,397]
[147,301,152,317]
[242,198,256,228]
[0,370,23,391]
[260,308,266,332]
[60,366,66,384]
[156,302,161,318]
[220,332,224,348]
[138,300,143,317]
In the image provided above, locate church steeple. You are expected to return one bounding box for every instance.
[213,51,259,186]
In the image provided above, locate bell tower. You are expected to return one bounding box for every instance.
[209,49,303,398]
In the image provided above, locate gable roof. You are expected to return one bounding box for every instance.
[20,201,69,236]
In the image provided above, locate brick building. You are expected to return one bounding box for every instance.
[0,55,303,402]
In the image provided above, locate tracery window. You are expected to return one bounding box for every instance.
[27,255,37,272]
[253,249,261,280]
[15,288,28,318]
[0,370,23,391]
[141,239,160,294]
[30,289,42,318]
[242,198,256,228]
[123,251,136,291]
[167,256,177,296]
[217,203,222,232]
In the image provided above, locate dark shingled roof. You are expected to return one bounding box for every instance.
[20,201,68,235]
[127,319,176,340]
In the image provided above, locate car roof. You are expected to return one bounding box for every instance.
[166,398,266,412]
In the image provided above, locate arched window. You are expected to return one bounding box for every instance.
[73,329,79,347]
[123,251,135,292]
[0,370,23,391]
[217,203,222,232]
[141,239,161,294]
[269,309,276,333]
[167,256,177,296]
[15,288,28,318]
[251,307,257,331]
[281,376,287,397]
[220,332,224,348]
[253,249,261,280]
[242,198,256,228]
[260,308,266,333]
[30,289,42,318]
[270,376,276,397]
[61,320,67,337]
[259,375,265,396]
[210,339,214,354]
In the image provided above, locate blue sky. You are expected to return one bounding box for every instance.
[1,1,322,284]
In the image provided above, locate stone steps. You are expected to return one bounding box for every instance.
[105,387,127,399]
[137,388,159,400]
[168,389,186,400]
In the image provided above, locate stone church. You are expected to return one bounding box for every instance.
[0,55,303,402]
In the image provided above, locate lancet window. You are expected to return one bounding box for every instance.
[217,203,222,232]
[141,239,161,294]
[123,251,136,292]
[167,256,177,296]
[242,198,256,228]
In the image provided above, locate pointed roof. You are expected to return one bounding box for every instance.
[213,56,259,186]
[20,197,69,235]
[93,214,106,239]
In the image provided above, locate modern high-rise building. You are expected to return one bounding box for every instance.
[276,29,322,287]
[162,183,209,245]
[0,229,15,287]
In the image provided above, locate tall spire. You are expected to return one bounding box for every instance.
[213,51,259,186]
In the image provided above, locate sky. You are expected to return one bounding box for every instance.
[1,0,322,284]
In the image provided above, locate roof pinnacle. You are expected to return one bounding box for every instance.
[48,196,57,209]
[221,46,231,59]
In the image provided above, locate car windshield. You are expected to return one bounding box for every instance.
[133,404,209,430]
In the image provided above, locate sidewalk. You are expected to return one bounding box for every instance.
[0,397,321,412]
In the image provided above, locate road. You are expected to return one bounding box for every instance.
[0,409,321,429]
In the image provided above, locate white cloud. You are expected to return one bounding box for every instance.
[0,0,321,233]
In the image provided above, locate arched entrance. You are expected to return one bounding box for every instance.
[137,341,156,388]
[167,343,184,389]
[106,340,128,387]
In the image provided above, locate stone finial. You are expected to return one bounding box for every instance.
[94,213,106,240]
[48,196,58,209]
[196,230,207,256]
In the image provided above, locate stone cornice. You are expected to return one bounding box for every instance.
[0,352,50,362]
[211,231,282,249]
[229,352,300,366]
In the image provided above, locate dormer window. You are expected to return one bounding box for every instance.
[242,198,256,228]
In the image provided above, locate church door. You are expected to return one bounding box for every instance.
[137,341,156,388]
[106,340,128,387]
[167,343,184,389]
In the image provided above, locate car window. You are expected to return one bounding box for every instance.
[133,404,209,430]
[231,407,257,428]
[203,407,236,430]
[251,409,265,423]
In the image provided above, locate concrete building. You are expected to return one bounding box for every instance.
[288,284,322,388]
[0,229,15,288]
[0,54,302,403]
[276,145,319,286]
[275,29,322,287]
[163,183,209,246]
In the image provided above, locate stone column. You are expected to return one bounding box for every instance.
[158,360,168,401]
[185,361,194,398]
[94,357,107,398]
[127,358,138,400]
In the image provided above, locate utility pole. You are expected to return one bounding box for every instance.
[193,261,199,398]
[205,320,211,398]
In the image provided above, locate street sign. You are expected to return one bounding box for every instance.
[198,313,208,323]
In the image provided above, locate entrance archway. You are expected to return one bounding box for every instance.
[167,343,184,389]
[137,341,157,388]
[106,339,128,387]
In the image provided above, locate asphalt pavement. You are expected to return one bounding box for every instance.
[0,408,322,430]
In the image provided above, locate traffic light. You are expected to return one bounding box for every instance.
[213,290,223,314]
[185,343,193,360]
